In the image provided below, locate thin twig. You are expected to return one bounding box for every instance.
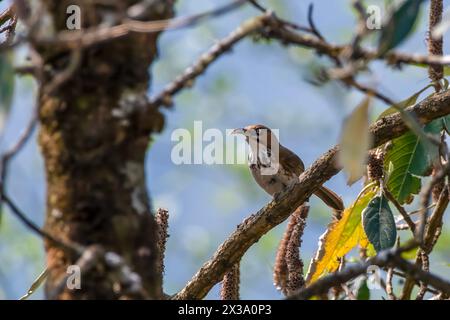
[416,251,430,300]
[38,0,249,50]
[289,244,450,300]
[417,162,450,243]
[150,14,269,108]
[43,49,82,95]
[396,204,436,223]
[307,4,325,41]
[386,267,396,300]
[20,268,48,300]
[382,184,416,233]
[0,111,38,216]
[1,193,82,255]
[423,185,449,253]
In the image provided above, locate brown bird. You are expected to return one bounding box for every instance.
[232,124,344,211]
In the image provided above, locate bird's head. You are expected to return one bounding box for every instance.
[231,124,278,150]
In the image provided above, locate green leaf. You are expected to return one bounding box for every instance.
[384,120,442,204]
[376,84,434,120]
[362,195,397,252]
[378,0,426,54]
[357,280,370,300]
[339,96,372,185]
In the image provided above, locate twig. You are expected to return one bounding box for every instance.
[396,204,436,223]
[43,49,82,96]
[149,12,450,116]
[150,14,269,108]
[382,184,416,233]
[38,0,249,50]
[344,79,394,105]
[417,162,450,243]
[1,193,82,255]
[386,267,396,300]
[402,184,450,299]
[416,251,430,300]
[247,0,266,13]
[248,0,312,33]
[173,90,450,300]
[0,111,38,217]
[288,245,450,300]
[260,12,441,146]
[423,185,449,253]
[307,4,325,41]
[265,21,450,67]
[0,5,16,45]
[20,268,48,300]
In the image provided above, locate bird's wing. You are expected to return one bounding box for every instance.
[280,146,305,176]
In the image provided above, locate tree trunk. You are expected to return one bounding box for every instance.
[35,0,174,299]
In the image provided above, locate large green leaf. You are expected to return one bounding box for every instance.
[378,0,426,55]
[384,120,442,204]
[362,195,396,252]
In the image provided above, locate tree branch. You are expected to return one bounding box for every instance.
[149,14,268,108]
[173,89,450,300]
[37,0,249,50]
[288,246,450,300]
[149,12,450,114]
[265,22,450,67]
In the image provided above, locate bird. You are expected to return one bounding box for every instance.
[232,124,344,212]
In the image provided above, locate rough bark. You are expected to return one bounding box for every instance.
[35,0,174,299]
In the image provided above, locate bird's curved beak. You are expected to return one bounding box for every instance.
[231,128,246,135]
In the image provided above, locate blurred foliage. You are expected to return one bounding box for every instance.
[0,52,14,132]
[0,213,44,299]
[378,0,426,54]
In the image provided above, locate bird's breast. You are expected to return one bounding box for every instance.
[249,163,298,196]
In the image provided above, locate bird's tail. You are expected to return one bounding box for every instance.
[314,186,344,213]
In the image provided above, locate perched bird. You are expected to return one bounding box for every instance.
[232,124,344,211]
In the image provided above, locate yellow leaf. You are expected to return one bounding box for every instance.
[360,230,377,257]
[339,96,372,185]
[306,186,378,284]
[360,229,369,248]
[366,244,377,257]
